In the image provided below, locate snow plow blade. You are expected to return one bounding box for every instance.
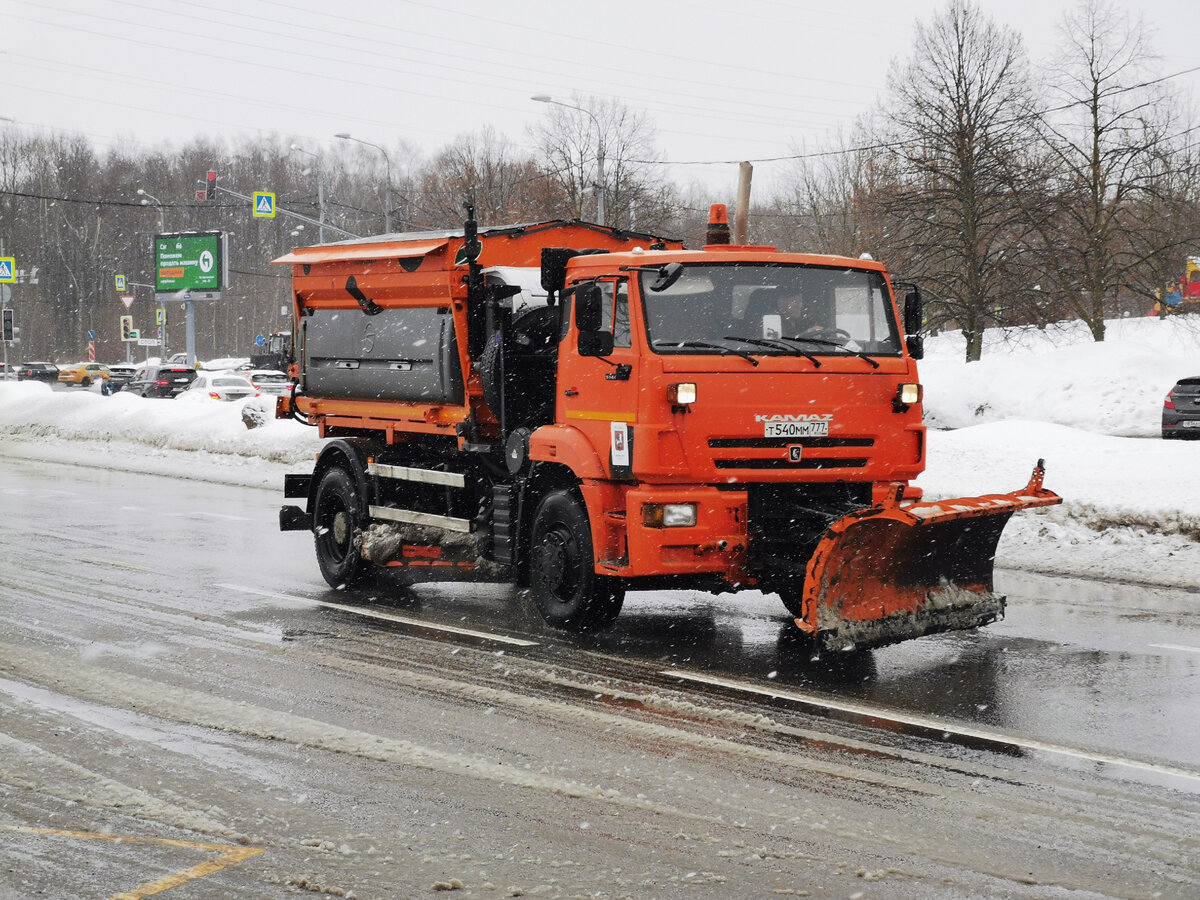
[796,461,1061,652]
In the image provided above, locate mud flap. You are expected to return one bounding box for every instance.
[796,461,1061,651]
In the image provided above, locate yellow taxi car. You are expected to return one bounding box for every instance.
[57,362,111,387]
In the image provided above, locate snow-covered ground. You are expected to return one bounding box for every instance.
[2,315,1198,591]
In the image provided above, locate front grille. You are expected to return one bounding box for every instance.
[715,457,867,469]
[709,437,874,449]
[708,435,875,471]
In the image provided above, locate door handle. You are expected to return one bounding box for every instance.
[563,389,579,397]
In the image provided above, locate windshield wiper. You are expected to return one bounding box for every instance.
[781,335,881,369]
[724,335,822,367]
[652,339,759,366]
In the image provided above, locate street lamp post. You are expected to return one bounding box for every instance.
[136,188,165,233]
[532,95,606,225]
[334,133,392,234]
[289,145,326,242]
[135,189,168,358]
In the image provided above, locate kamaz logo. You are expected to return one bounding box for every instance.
[754,413,833,423]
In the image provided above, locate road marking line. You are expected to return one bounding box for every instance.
[664,669,1200,785]
[217,583,539,647]
[1149,642,1200,655]
[78,555,153,573]
[0,826,263,899]
[164,511,252,522]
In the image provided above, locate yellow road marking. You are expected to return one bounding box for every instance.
[0,826,264,899]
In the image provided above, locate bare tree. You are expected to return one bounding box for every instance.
[418,127,560,227]
[764,119,906,260]
[880,0,1043,361]
[1035,0,1190,338]
[529,95,674,231]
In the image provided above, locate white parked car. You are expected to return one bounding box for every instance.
[244,369,293,397]
[176,371,259,402]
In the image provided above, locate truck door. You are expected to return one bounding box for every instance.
[558,278,639,477]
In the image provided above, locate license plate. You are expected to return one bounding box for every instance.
[1182,421,1200,428]
[764,421,829,438]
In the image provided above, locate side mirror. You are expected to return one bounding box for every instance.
[575,282,603,332]
[540,247,578,295]
[648,262,683,292]
[902,283,922,336]
[578,330,614,357]
[897,282,924,359]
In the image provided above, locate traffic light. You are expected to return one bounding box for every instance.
[120,315,134,341]
[205,170,218,201]
[1,308,13,342]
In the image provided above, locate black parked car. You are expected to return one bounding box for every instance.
[1163,376,1200,439]
[16,361,59,383]
[128,364,197,398]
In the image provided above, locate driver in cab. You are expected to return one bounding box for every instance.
[777,290,823,339]
[763,289,858,350]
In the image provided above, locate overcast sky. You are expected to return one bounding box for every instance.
[4,0,1198,197]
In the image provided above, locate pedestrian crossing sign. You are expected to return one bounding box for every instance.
[253,192,276,218]
[0,258,14,283]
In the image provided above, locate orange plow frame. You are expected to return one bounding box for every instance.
[796,461,1061,651]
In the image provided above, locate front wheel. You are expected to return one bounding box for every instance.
[530,490,624,631]
[313,467,367,588]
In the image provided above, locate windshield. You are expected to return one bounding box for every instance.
[639,263,901,356]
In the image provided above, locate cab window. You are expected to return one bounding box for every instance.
[597,279,631,348]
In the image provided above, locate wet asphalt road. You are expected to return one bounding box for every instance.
[2,455,1198,898]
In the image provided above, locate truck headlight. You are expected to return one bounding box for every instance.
[668,382,697,405]
[896,382,922,406]
[643,502,698,528]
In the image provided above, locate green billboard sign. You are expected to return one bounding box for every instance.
[155,232,225,296]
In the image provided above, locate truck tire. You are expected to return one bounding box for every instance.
[313,467,367,588]
[530,489,624,631]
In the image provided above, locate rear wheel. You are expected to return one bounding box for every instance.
[80,377,92,387]
[313,467,367,588]
[530,490,624,631]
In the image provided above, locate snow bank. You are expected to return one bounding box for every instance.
[921,316,1200,436]
[0,381,323,465]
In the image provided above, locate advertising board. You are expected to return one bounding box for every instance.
[155,232,226,298]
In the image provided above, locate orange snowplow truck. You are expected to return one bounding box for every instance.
[275,207,1060,651]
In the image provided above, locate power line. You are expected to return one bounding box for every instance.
[633,63,1200,167]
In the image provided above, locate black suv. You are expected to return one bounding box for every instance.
[16,361,59,382]
[128,364,197,398]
